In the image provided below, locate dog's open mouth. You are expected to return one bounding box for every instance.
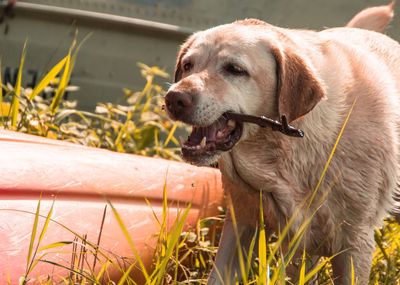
[181,113,243,159]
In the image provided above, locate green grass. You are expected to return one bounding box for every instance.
[9,199,399,284]
[0,42,184,161]
[0,46,399,285]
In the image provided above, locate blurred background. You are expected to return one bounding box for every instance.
[0,0,398,110]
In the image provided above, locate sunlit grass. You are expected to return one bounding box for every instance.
[10,40,26,128]
[0,42,185,161]
[11,196,399,284]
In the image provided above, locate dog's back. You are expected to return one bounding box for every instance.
[304,26,400,224]
[326,2,400,221]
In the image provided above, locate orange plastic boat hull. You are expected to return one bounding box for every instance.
[0,131,223,283]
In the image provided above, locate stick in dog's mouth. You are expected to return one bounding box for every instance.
[168,110,304,162]
[225,112,304,138]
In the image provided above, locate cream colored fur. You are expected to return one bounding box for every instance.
[166,3,399,284]
[347,1,395,32]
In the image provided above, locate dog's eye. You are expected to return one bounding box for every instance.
[183,62,193,72]
[224,63,248,76]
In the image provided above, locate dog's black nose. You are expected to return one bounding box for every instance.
[165,90,194,120]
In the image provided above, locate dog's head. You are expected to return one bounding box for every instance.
[165,20,326,165]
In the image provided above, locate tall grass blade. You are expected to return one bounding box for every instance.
[39,241,73,251]
[265,212,299,266]
[10,41,27,128]
[374,229,391,268]
[258,193,267,285]
[49,32,90,114]
[108,201,150,282]
[308,98,357,207]
[158,177,168,262]
[229,203,248,284]
[284,215,314,266]
[114,111,132,152]
[37,200,54,246]
[163,122,178,147]
[92,205,107,272]
[1,208,111,261]
[29,56,68,101]
[303,254,337,283]
[151,206,191,284]
[49,34,81,114]
[145,178,193,284]
[117,264,135,285]
[24,199,55,281]
[173,232,180,283]
[351,257,355,285]
[95,259,111,284]
[268,214,313,285]
[49,52,72,114]
[270,252,286,285]
[141,91,153,114]
[245,229,257,279]
[298,250,306,285]
[269,99,358,284]
[25,197,41,280]
[40,259,95,283]
[269,258,283,284]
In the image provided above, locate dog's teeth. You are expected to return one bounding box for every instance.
[227,120,236,128]
[200,136,207,147]
[179,136,185,146]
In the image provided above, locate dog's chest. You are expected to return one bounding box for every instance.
[228,140,283,191]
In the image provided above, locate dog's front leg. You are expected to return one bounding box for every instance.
[207,208,256,285]
[331,228,375,285]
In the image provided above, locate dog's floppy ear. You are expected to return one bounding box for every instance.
[271,46,326,122]
[174,47,186,83]
[174,36,196,82]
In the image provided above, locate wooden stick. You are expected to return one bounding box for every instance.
[226,113,304,138]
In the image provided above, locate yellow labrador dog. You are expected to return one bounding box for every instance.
[165,3,398,284]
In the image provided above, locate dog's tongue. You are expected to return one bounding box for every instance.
[182,116,237,154]
[186,124,218,146]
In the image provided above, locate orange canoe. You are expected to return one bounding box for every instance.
[0,130,223,284]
